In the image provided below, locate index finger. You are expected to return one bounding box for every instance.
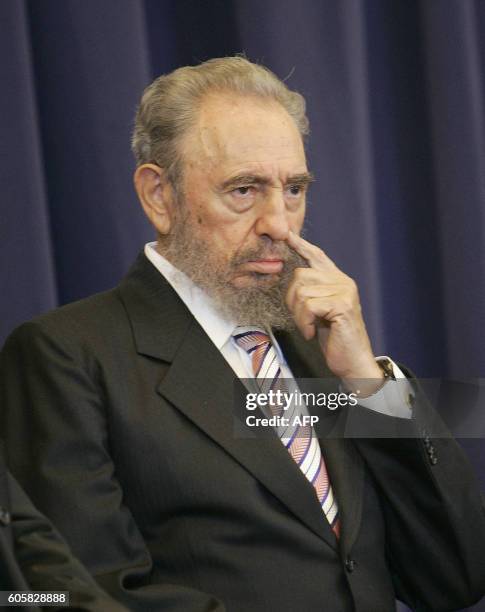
[287,230,335,270]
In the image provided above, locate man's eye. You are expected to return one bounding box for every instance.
[233,186,254,197]
[287,185,303,196]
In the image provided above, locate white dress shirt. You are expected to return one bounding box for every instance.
[144,242,412,418]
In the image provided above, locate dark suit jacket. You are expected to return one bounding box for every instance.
[1,253,484,612]
[0,443,127,612]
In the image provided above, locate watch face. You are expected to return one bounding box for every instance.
[378,359,395,380]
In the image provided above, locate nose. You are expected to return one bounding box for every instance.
[254,190,290,241]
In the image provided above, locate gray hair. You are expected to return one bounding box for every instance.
[131,56,309,188]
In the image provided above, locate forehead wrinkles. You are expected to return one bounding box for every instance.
[191,126,304,171]
[182,94,304,167]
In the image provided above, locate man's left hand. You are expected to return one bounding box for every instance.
[286,231,383,394]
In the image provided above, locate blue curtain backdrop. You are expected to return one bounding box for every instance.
[1,1,484,609]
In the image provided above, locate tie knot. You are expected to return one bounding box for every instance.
[233,327,275,382]
[232,328,270,354]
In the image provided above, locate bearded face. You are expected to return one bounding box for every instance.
[158,201,307,330]
[152,94,309,329]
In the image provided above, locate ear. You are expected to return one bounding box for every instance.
[133,164,176,235]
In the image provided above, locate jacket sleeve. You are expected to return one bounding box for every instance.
[8,471,128,612]
[347,379,485,611]
[0,321,226,612]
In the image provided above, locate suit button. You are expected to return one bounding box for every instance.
[345,557,356,572]
[0,507,11,526]
[426,443,437,464]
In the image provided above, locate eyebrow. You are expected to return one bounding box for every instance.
[220,172,315,191]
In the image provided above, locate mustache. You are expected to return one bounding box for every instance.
[230,240,307,268]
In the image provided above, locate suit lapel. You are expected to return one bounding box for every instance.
[157,318,339,549]
[119,253,363,553]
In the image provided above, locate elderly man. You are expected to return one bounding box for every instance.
[1,57,485,612]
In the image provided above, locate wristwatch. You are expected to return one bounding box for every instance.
[371,357,396,394]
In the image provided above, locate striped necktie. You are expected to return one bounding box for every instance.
[233,327,340,538]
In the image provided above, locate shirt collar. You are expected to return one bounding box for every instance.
[144,242,236,351]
